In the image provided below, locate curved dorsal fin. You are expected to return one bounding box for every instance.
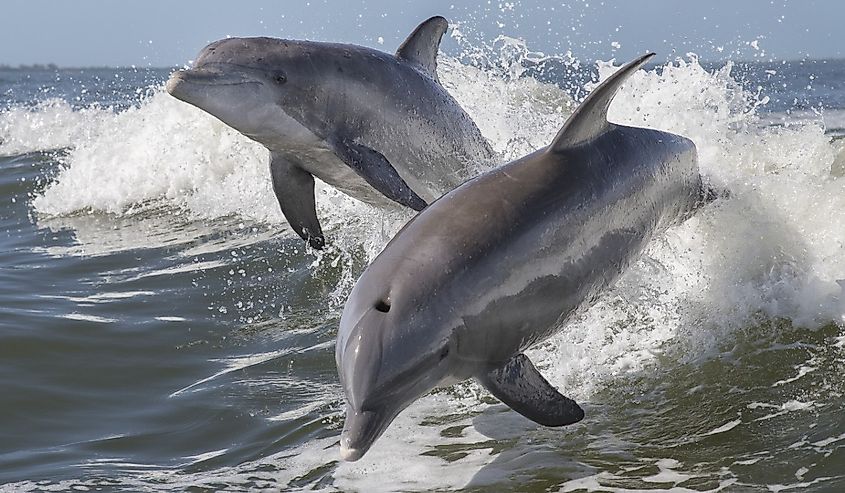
[396,16,448,82]
[550,53,655,152]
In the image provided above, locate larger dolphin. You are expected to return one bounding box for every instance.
[336,53,707,461]
[166,16,495,249]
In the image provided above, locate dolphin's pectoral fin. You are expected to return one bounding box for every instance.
[270,153,325,249]
[329,137,428,211]
[479,353,585,427]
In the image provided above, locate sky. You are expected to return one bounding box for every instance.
[0,0,842,67]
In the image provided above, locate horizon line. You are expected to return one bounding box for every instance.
[2,56,845,71]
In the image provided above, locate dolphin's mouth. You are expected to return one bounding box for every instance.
[165,65,263,101]
[167,68,257,90]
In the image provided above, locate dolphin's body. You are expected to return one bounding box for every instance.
[166,17,494,249]
[336,54,706,461]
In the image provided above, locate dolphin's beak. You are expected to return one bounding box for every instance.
[165,70,188,97]
[165,67,258,102]
[337,317,395,462]
[339,405,395,462]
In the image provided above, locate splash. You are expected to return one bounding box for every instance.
[0,99,113,155]
[534,55,845,398]
[28,92,278,222]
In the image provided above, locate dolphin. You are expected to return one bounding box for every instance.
[166,16,495,249]
[335,53,708,461]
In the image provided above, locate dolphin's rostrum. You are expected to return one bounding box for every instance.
[166,16,494,249]
[336,53,708,461]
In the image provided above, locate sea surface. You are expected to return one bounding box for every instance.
[1,37,844,491]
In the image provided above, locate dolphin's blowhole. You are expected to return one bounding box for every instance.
[374,299,391,313]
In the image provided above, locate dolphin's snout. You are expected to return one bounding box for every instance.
[165,70,187,96]
[339,407,389,462]
[339,445,365,462]
[342,314,387,410]
[164,67,255,107]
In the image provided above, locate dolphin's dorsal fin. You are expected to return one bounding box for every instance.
[550,53,655,152]
[396,16,448,82]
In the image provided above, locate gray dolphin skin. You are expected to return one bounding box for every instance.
[335,53,707,461]
[166,16,494,249]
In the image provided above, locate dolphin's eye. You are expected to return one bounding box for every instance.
[439,346,449,360]
[273,74,287,84]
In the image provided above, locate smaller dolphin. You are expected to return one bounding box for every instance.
[336,53,708,461]
[166,16,494,249]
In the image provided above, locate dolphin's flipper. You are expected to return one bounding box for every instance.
[551,52,655,151]
[395,16,448,82]
[270,153,325,249]
[479,353,585,427]
[329,137,428,211]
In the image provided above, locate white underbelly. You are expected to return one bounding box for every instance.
[298,148,399,208]
[254,107,413,208]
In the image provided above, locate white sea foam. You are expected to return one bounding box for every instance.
[60,313,117,323]
[560,473,737,493]
[0,99,114,155]
[27,92,279,223]
[124,259,229,281]
[640,458,697,484]
[810,431,845,448]
[750,399,816,422]
[703,417,743,436]
[170,349,291,397]
[181,448,229,466]
[772,362,817,387]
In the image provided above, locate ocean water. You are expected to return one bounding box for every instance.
[1,38,845,491]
